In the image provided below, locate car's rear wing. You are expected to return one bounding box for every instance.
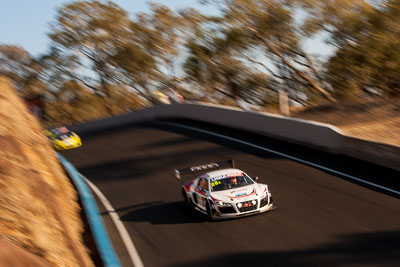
[175,160,235,181]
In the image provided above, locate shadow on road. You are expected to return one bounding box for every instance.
[120,201,208,225]
[166,230,400,267]
[77,146,238,182]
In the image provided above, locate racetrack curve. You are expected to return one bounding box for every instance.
[63,120,400,267]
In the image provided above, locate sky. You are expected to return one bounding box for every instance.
[0,0,333,59]
[0,0,218,56]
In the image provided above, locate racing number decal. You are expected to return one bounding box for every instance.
[211,180,221,187]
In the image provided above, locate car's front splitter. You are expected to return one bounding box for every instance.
[212,203,275,220]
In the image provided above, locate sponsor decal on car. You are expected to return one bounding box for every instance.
[226,188,256,199]
[210,172,244,181]
[190,163,219,172]
[235,192,248,197]
[227,172,243,177]
[210,175,227,181]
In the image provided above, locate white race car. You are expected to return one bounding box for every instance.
[176,160,275,220]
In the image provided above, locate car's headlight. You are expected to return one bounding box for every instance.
[216,201,231,207]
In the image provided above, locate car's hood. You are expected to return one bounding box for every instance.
[211,185,258,202]
[57,136,80,148]
[60,137,76,145]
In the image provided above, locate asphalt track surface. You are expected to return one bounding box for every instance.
[63,120,400,267]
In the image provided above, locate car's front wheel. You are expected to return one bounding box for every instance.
[206,201,214,221]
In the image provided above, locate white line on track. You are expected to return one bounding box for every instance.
[82,175,145,267]
[164,121,400,197]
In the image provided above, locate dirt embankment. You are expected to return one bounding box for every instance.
[292,99,400,147]
[0,76,93,266]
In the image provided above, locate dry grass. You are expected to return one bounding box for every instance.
[292,99,400,146]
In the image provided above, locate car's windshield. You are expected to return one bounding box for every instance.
[55,133,72,140]
[210,174,254,192]
[50,127,72,139]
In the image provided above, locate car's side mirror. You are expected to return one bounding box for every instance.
[198,186,207,193]
[255,176,259,182]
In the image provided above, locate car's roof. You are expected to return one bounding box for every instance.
[204,168,244,179]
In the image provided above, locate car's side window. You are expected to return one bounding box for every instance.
[198,178,209,191]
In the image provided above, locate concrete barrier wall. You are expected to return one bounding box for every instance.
[342,136,400,171]
[70,103,400,171]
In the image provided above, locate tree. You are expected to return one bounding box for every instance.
[122,5,189,96]
[44,79,146,127]
[38,46,83,93]
[0,44,41,92]
[303,0,400,97]
[49,0,133,112]
[201,0,336,103]
[111,42,158,101]
[300,0,374,48]
[147,4,183,78]
[183,16,249,101]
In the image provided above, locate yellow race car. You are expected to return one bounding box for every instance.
[45,127,82,150]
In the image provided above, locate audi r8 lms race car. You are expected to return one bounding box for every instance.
[44,127,82,150]
[177,160,275,220]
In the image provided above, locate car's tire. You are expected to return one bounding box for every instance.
[206,201,214,221]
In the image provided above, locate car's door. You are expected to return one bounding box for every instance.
[193,177,209,211]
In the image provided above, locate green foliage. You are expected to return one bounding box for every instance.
[38,46,81,92]
[321,0,400,97]
[0,44,42,92]
[43,80,146,127]
[49,0,133,99]
[201,0,336,103]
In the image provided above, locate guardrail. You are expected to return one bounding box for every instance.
[70,103,400,171]
[58,154,121,267]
